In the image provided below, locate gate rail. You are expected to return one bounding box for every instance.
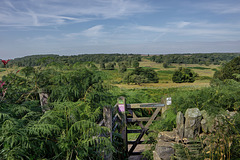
[99,96,170,159]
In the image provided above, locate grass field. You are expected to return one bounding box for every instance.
[113,80,210,89]
[111,58,219,89]
[1,58,219,90]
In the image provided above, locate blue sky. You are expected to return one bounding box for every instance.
[1,0,240,59]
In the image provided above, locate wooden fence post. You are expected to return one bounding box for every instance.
[117,96,128,157]
[103,106,113,142]
[38,88,49,113]
[161,96,172,118]
[103,106,112,160]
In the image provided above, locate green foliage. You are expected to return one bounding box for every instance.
[100,62,105,70]
[150,53,240,65]
[105,62,115,70]
[48,68,101,102]
[9,54,142,67]
[3,54,240,159]
[0,100,113,160]
[123,67,159,85]
[172,67,197,83]
[132,60,139,68]
[196,76,212,80]
[0,64,117,159]
[72,62,98,71]
[0,69,6,72]
[118,63,127,73]
[199,113,240,160]
[163,62,169,68]
[2,73,33,103]
[172,142,203,160]
[40,101,113,160]
[187,66,211,70]
[151,107,177,131]
[213,56,240,81]
[172,80,240,114]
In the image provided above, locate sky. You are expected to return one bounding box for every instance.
[1,0,240,59]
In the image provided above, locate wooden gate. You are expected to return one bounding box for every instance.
[99,96,170,159]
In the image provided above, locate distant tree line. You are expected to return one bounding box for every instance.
[3,54,141,67]
[2,53,240,68]
[150,53,240,65]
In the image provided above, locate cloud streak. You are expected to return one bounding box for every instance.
[66,25,105,38]
[192,1,240,14]
[0,0,154,27]
[136,19,240,41]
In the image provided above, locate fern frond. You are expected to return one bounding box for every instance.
[21,111,42,121]
[69,120,110,138]
[27,124,60,137]
[0,112,10,121]
[1,119,15,130]
[80,136,114,157]
[11,106,31,118]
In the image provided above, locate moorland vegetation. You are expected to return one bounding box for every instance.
[0,53,240,159]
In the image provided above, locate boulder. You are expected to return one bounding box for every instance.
[201,119,208,133]
[176,111,184,140]
[200,110,208,119]
[226,110,237,119]
[200,110,209,133]
[184,108,202,139]
[153,151,161,160]
[154,139,175,160]
[158,130,176,142]
[200,110,216,133]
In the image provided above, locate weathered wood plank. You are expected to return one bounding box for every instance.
[145,107,161,129]
[127,117,150,122]
[130,152,142,155]
[128,109,137,118]
[118,96,128,157]
[127,103,164,109]
[128,109,145,129]
[128,141,144,144]
[112,103,118,113]
[103,106,112,142]
[98,119,104,126]
[103,106,113,160]
[112,123,118,132]
[128,129,146,156]
[112,113,122,123]
[127,129,142,133]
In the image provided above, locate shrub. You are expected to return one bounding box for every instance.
[123,67,159,85]
[214,56,240,81]
[172,67,197,83]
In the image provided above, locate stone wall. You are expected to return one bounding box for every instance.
[153,108,237,160]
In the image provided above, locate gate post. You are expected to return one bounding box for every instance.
[117,96,128,157]
[103,106,112,160]
[38,88,49,113]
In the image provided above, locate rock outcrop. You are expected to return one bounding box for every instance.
[184,108,202,139]
[176,111,184,140]
[153,130,176,160]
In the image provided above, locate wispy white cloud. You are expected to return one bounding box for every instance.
[65,25,105,38]
[136,20,240,41]
[169,21,191,28]
[82,25,104,37]
[136,26,168,33]
[193,1,240,14]
[0,0,154,27]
